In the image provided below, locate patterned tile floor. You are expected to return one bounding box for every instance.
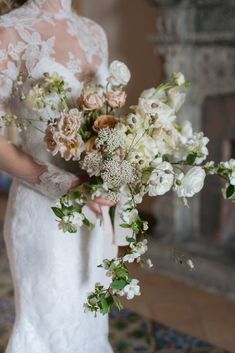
[0,247,230,353]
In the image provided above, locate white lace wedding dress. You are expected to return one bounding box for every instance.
[0,1,121,352]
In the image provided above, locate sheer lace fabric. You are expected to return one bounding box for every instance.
[0,1,116,352]
[0,0,109,198]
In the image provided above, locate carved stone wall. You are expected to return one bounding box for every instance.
[147,0,235,242]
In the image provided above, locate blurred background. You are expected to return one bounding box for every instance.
[0,0,235,352]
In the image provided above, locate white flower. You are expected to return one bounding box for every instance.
[231,172,235,185]
[70,212,85,227]
[132,239,148,256]
[127,134,158,169]
[140,87,167,102]
[143,221,149,231]
[108,60,131,86]
[147,258,153,268]
[123,253,136,263]
[186,259,195,270]
[167,87,186,112]
[138,98,175,128]
[180,120,193,143]
[175,167,206,198]
[118,279,141,300]
[185,132,209,164]
[219,159,235,185]
[122,209,138,224]
[148,162,174,196]
[173,72,185,86]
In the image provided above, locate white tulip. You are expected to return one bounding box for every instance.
[175,167,206,198]
[108,60,131,86]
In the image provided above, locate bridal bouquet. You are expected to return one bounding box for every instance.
[2,61,235,315]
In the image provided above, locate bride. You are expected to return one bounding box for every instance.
[0,0,122,352]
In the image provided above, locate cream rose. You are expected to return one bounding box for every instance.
[108,60,131,86]
[93,115,117,132]
[175,167,206,198]
[81,93,103,111]
[105,89,127,108]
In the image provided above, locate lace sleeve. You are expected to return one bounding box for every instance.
[20,161,77,201]
[0,28,19,137]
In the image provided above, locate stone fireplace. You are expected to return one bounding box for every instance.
[145,0,235,296]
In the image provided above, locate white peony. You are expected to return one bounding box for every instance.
[108,60,131,86]
[175,166,206,198]
[173,72,185,86]
[148,162,174,196]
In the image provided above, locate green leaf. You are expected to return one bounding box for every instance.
[101,297,110,315]
[111,279,127,291]
[83,217,95,230]
[126,236,136,243]
[51,207,64,219]
[184,80,191,88]
[186,153,197,165]
[226,184,235,198]
[162,154,170,162]
[120,223,131,229]
[109,206,116,228]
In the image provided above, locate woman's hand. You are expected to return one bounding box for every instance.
[87,197,115,216]
[69,178,115,216]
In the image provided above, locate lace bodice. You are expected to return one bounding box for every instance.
[0,0,109,199]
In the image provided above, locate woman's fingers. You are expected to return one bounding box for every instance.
[87,201,102,216]
[94,197,116,207]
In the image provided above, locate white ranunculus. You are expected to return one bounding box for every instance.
[173,72,185,86]
[148,162,174,196]
[175,167,206,198]
[108,60,131,86]
[138,98,175,128]
[127,134,158,169]
[167,87,186,112]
